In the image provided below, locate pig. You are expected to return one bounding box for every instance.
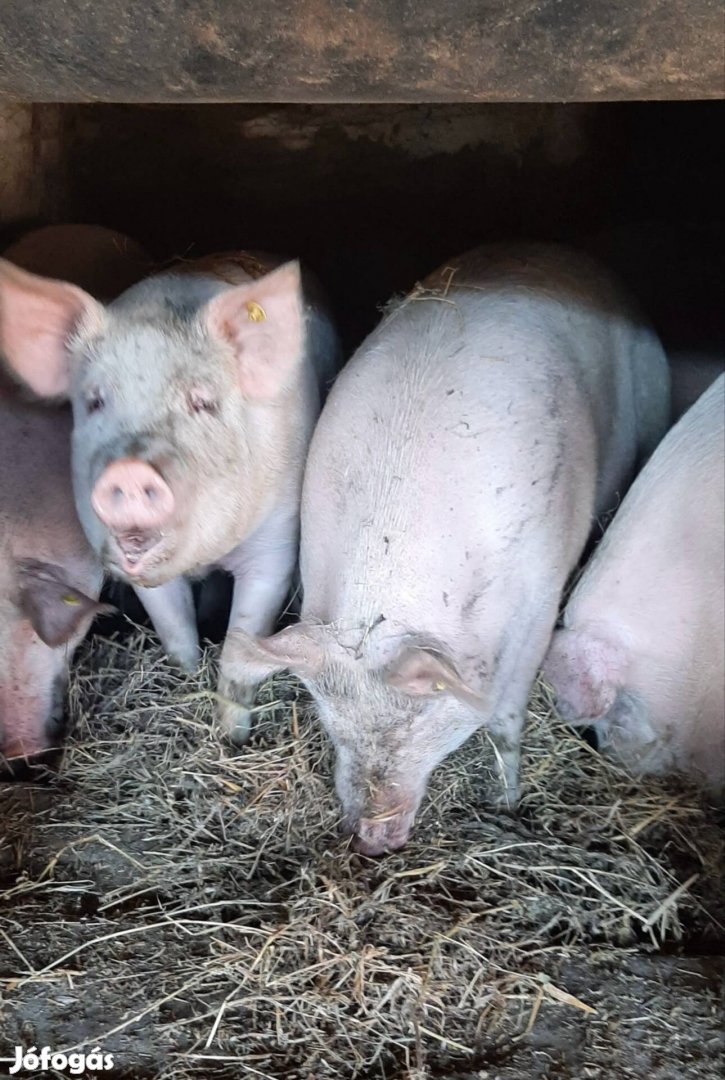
[0,225,148,766]
[543,375,725,798]
[3,223,149,298]
[222,243,671,854]
[0,249,341,740]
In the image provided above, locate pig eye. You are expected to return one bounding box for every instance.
[86,389,105,414]
[187,388,219,416]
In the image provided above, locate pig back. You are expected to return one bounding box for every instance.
[3,223,150,300]
[567,374,724,622]
[301,243,664,630]
[420,244,671,502]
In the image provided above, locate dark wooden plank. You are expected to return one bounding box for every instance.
[0,0,723,103]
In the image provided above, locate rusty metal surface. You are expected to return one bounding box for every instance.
[0,0,723,103]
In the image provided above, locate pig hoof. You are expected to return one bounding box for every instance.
[167,646,201,674]
[492,786,519,812]
[216,671,256,744]
[217,699,252,745]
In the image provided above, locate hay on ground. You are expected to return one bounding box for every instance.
[0,627,722,1079]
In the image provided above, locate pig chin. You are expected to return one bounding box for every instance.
[103,532,173,586]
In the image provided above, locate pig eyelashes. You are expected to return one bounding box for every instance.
[187,387,219,416]
[82,387,219,417]
[85,388,106,414]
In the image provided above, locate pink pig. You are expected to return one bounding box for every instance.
[544,375,724,797]
[0,247,341,741]
[223,243,671,854]
[0,225,147,766]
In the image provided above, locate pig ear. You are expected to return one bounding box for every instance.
[0,258,103,398]
[224,624,325,682]
[385,646,484,709]
[16,559,112,647]
[203,261,304,401]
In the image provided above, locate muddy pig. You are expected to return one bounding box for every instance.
[0,225,148,765]
[0,249,341,740]
[543,375,724,797]
[223,243,671,854]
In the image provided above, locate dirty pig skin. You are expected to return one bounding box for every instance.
[225,243,670,855]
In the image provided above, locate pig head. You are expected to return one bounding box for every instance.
[223,624,488,854]
[0,545,107,762]
[0,398,108,766]
[0,255,307,586]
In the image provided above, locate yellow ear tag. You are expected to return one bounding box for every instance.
[246,301,266,322]
[62,594,81,606]
[433,681,447,692]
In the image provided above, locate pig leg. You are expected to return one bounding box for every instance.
[218,515,299,743]
[486,710,524,809]
[485,601,561,807]
[133,577,200,672]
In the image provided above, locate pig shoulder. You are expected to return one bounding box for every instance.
[3,224,150,299]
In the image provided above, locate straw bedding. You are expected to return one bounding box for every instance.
[1,627,723,1078]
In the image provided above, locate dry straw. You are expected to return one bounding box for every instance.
[1,627,722,1078]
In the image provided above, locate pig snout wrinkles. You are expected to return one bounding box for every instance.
[91,458,175,536]
[352,810,416,856]
[342,783,420,856]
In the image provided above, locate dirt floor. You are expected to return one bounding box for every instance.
[1,628,723,1079]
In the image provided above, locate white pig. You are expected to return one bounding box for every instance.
[0,250,341,740]
[543,375,725,797]
[0,225,147,765]
[223,243,671,854]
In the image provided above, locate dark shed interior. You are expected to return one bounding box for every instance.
[1,101,723,355]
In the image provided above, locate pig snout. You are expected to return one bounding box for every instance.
[0,684,66,771]
[351,809,417,856]
[91,459,174,569]
[341,788,420,856]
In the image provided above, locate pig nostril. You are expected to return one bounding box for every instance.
[92,458,173,535]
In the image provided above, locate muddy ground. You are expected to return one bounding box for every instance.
[1,630,723,1079]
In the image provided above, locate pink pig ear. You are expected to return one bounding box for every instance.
[385,645,485,711]
[203,261,305,401]
[16,559,112,647]
[0,258,103,398]
[224,624,325,681]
